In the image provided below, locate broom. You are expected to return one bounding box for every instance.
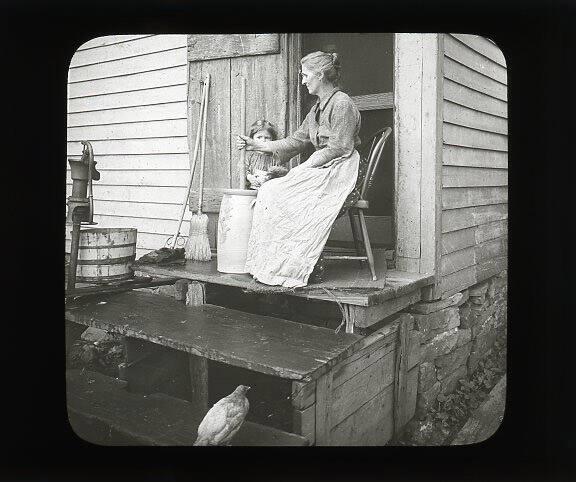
[185,73,212,261]
[171,73,207,251]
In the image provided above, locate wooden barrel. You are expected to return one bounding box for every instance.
[67,228,137,283]
[217,189,257,273]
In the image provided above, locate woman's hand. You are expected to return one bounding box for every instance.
[236,135,273,154]
[237,134,254,151]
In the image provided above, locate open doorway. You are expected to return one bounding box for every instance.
[299,33,395,250]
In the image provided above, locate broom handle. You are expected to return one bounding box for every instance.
[197,73,210,215]
[172,78,206,248]
[239,77,246,189]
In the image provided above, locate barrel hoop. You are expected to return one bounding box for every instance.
[77,255,136,266]
[76,273,134,283]
[78,242,137,250]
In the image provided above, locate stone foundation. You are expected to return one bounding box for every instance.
[404,271,507,420]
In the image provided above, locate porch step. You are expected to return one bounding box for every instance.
[65,290,363,381]
[67,369,308,446]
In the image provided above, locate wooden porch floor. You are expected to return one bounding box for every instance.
[135,258,434,308]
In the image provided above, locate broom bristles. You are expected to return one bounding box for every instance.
[185,213,212,261]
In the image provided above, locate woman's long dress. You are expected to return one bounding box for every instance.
[245,88,361,288]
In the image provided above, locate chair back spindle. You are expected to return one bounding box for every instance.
[360,127,392,200]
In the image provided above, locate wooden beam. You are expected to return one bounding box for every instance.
[185,280,208,413]
[65,276,179,300]
[291,380,316,410]
[187,34,280,61]
[315,372,333,446]
[393,317,410,435]
[350,92,393,111]
[293,404,316,445]
[394,33,423,264]
[421,33,443,299]
[287,33,302,168]
[349,290,422,328]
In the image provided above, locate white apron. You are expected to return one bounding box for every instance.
[245,151,360,287]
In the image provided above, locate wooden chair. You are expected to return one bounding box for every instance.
[325,127,393,281]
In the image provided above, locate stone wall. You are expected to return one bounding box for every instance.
[404,271,507,420]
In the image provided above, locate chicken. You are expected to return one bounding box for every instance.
[194,385,251,446]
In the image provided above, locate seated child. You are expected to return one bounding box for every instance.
[245,120,288,189]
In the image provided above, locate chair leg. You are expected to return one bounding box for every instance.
[358,210,377,281]
[348,209,363,267]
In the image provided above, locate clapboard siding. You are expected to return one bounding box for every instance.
[67,138,188,156]
[68,65,188,99]
[68,85,187,113]
[443,101,507,135]
[67,154,190,170]
[444,35,507,85]
[67,103,188,127]
[442,204,508,234]
[66,184,185,205]
[442,166,508,187]
[451,34,506,67]
[77,35,155,51]
[67,170,189,187]
[68,48,187,83]
[444,57,507,102]
[442,187,508,209]
[70,35,186,68]
[67,35,191,256]
[439,34,508,297]
[443,79,507,118]
[67,119,188,141]
[443,123,507,151]
[443,145,507,169]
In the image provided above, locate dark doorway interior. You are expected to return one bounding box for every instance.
[300,33,395,248]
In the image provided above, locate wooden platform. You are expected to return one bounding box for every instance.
[134,259,434,307]
[65,290,363,382]
[67,369,308,446]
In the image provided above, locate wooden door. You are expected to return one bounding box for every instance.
[187,34,292,215]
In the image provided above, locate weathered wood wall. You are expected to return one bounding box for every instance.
[186,35,289,206]
[439,34,508,297]
[66,35,190,258]
[186,34,290,245]
[292,314,420,446]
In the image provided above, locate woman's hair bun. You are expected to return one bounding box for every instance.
[300,50,342,86]
[331,52,340,69]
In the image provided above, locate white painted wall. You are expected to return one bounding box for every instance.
[66,35,190,258]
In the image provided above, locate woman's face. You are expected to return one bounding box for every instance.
[301,65,322,96]
[253,129,273,142]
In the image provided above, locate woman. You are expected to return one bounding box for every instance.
[237,51,361,288]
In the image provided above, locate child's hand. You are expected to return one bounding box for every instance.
[247,173,263,189]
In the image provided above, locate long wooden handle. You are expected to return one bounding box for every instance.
[239,77,246,189]
[197,73,210,215]
[172,78,206,247]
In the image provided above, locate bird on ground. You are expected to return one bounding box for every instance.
[194,385,251,446]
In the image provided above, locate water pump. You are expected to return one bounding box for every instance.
[66,141,100,290]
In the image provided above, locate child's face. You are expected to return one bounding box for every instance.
[253,129,273,142]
